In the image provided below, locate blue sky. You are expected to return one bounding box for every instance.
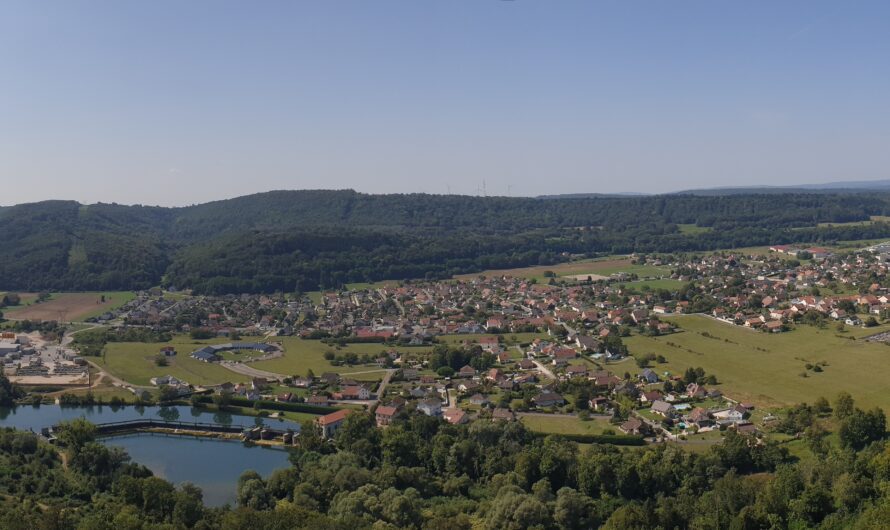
[2,1,889,205]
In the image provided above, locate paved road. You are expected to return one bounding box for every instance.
[374,369,396,403]
[532,359,557,380]
[219,361,286,382]
[383,289,406,316]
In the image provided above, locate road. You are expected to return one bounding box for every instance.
[374,369,396,403]
[219,361,287,382]
[383,289,406,316]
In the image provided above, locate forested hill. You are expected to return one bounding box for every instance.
[4,190,890,294]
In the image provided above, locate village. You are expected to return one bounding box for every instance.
[20,241,880,448]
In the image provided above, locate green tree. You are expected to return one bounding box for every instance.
[56,418,97,454]
[834,391,855,420]
[554,487,599,529]
[0,374,22,406]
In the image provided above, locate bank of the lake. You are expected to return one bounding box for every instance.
[0,405,297,506]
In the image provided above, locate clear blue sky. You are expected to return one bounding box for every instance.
[2,1,889,206]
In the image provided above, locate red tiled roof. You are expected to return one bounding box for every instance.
[318,409,350,426]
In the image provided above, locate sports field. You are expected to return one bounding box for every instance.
[625,315,890,410]
[4,291,135,322]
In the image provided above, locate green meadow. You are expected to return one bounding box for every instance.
[624,315,890,410]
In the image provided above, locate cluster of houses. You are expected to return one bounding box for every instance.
[148,374,192,396]
[122,291,300,336]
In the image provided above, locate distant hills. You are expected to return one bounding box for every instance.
[4,189,890,295]
[539,179,890,198]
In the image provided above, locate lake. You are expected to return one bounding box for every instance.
[0,404,297,506]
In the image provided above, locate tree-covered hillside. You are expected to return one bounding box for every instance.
[3,190,890,293]
[1,397,889,529]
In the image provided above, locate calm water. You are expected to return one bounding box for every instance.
[108,433,292,506]
[0,405,297,506]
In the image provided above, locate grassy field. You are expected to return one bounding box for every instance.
[437,332,548,347]
[625,315,890,410]
[812,215,890,229]
[4,291,135,322]
[520,414,614,435]
[250,337,424,378]
[344,280,402,291]
[97,336,250,387]
[621,279,685,291]
[454,257,669,282]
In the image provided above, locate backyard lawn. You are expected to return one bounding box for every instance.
[625,315,890,410]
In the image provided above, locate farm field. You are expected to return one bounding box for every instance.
[625,315,890,410]
[250,337,426,379]
[97,336,251,387]
[455,257,670,282]
[4,291,135,322]
[520,414,614,436]
[344,280,402,291]
[810,215,890,229]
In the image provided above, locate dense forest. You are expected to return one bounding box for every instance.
[1,392,888,529]
[3,190,890,293]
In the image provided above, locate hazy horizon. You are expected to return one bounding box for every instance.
[3,1,889,206]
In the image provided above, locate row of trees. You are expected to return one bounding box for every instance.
[6,192,890,293]
[6,389,884,529]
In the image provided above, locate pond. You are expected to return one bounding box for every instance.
[0,404,297,506]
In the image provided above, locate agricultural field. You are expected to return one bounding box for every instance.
[455,257,670,282]
[811,215,890,229]
[96,335,251,387]
[3,291,135,322]
[624,315,890,410]
[520,414,615,436]
[250,337,427,379]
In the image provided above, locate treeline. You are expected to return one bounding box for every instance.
[3,391,889,529]
[4,191,890,293]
